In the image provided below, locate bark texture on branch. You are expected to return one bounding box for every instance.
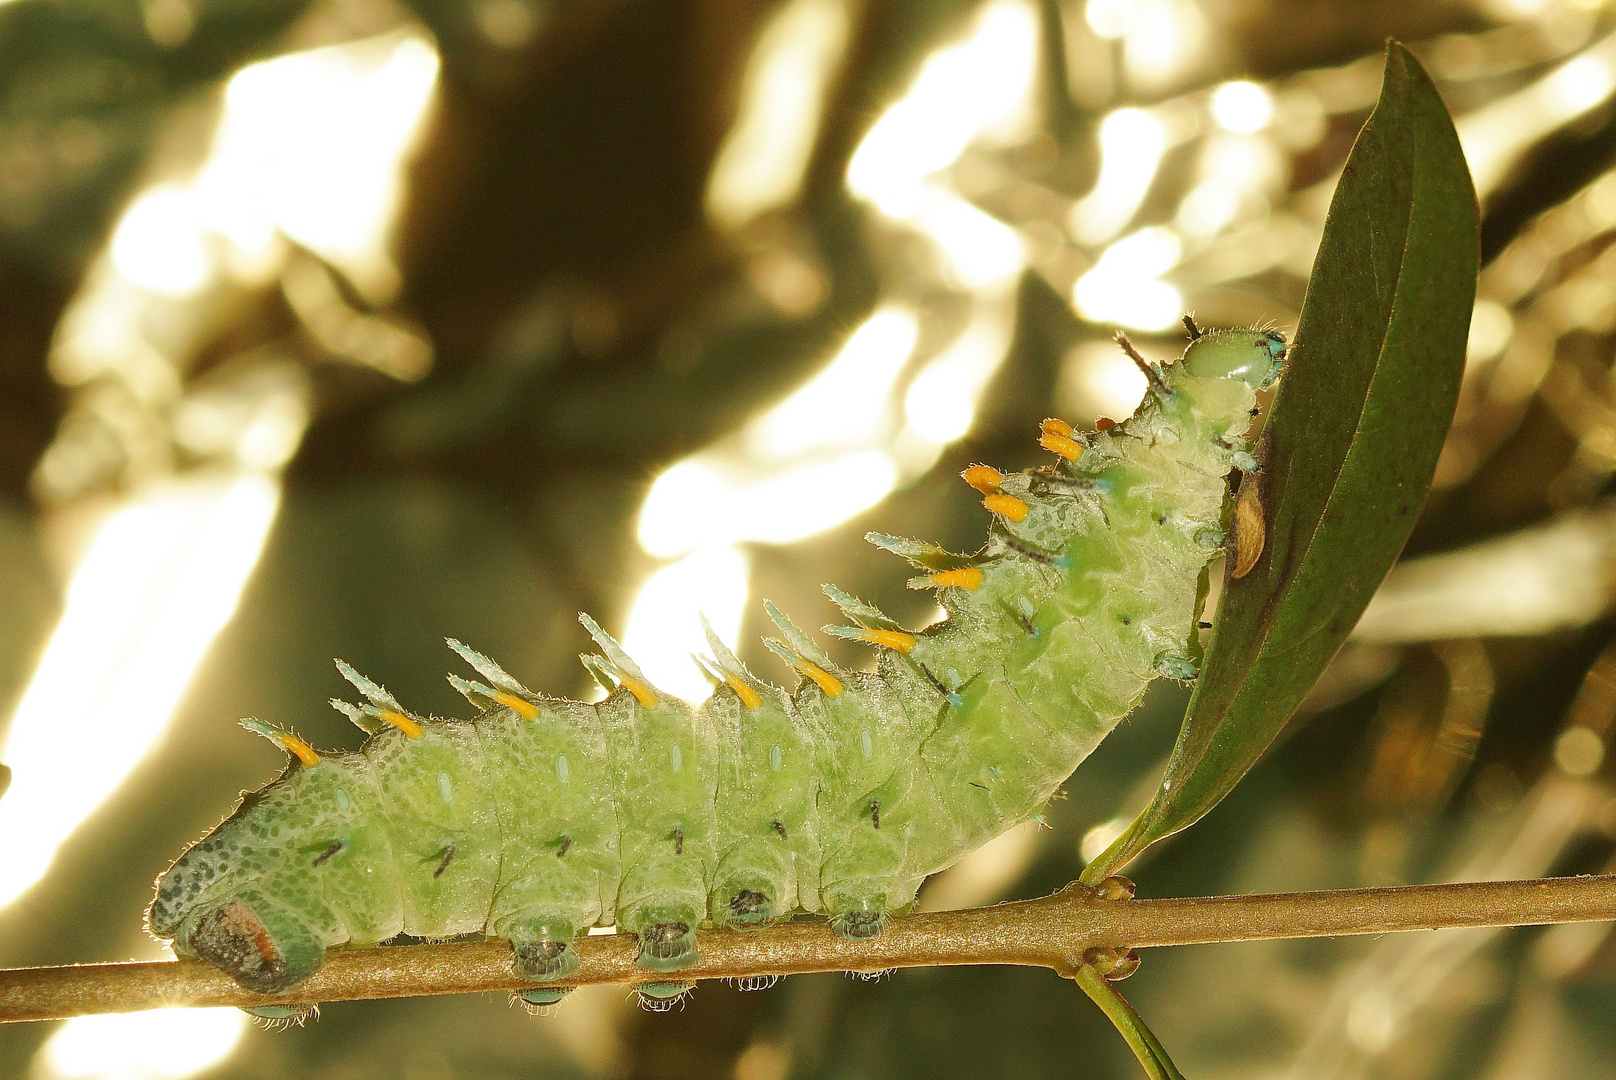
[2,875,1612,1024]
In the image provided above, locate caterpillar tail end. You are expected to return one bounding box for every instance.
[184,896,325,995]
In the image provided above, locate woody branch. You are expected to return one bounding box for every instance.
[0,875,1612,1023]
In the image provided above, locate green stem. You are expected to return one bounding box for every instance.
[1074,964,1187,1080]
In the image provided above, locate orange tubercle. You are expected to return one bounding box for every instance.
[857,628,917,652]
[799,660,844,697]
[491,691,539,720]
[378,709,425,739]
[983,493,1029,522]
[725,674,764,709]
[1096,417,1117,432]
[620,677,660,709]
[961,464,1003,495]
[278,733,321,767]
[927,567,984,590]
[1039,431,1084,462]
[1040,417,1075,439]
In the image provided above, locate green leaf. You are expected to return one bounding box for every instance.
[1083,43,1478,884]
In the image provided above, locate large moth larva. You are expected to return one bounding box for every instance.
[147,323,1286,1015]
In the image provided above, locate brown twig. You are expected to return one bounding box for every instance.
[1,875,1612,1023]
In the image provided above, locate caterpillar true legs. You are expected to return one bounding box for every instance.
[148,323,1286,1009]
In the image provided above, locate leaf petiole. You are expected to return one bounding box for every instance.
[1074,963,1187,1080]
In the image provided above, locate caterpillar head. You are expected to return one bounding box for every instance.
[148,793,326,995]
[1182,327,1287,389]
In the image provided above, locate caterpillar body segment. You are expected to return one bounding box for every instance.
[481,697,618,980]
[706,680,821,927]
[150,326,1286,1003]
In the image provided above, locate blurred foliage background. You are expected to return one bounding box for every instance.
[1,0,1616,1077]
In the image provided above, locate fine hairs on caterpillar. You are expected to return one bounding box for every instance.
[148,319,1287,1018]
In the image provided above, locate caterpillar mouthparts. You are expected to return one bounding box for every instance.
[150,322,1285,1012]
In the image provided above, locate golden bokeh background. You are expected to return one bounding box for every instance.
[2,0,1616,1076]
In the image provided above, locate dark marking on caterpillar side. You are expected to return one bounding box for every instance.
[916,662,952,699]
[1011,607,1037,635]
[672,827,684,856]
[556,835,572,857]
[1030,474,1098,497]
[870,799,881,830]
[969,781,988,791]
[434,845,455,879]
[771,819,789,841]
[311,841,342,868]
[1198,621,1213,629]
[997,536,1060,566]
[1120,615,1132,625]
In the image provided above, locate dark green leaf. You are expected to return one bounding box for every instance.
[1084,43,1478,883]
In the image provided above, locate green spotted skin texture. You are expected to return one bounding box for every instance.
[149,326,1286,1002]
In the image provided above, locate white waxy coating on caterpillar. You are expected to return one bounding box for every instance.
[148,325,1286,1000]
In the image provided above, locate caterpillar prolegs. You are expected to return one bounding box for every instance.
[148,323,1287,1014]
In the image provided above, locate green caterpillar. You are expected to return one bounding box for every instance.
[148,322,1286,1016]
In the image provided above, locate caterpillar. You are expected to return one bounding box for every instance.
[147,321,1287,1017]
